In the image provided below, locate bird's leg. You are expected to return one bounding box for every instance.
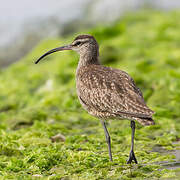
[127,120,138,164]
[101,120,113,161]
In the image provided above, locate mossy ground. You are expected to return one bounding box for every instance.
[0,10,180,179]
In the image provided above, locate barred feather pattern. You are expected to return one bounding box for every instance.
[76,64,155,126]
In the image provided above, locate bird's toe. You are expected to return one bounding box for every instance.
[127,150,138,164]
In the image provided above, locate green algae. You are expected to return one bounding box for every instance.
[0,10,180,179]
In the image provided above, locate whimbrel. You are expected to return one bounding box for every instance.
[35,34,155,164]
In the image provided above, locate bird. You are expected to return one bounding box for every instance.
[35,34,155,164]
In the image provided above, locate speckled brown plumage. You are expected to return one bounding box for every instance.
[76,65,154,126]
[36,34,155,163]
[72,34,155,126]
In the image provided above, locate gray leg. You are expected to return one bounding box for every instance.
[101,120,113,161]
[127,120,138,164]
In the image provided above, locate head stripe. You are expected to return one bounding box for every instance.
[74,34,96,41]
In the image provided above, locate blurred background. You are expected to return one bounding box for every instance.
[1,0,180,68]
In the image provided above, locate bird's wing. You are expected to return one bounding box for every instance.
[77,65,154,118]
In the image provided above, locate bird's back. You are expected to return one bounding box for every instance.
[76,64,155,126]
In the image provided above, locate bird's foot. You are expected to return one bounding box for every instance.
[127,150,138,164]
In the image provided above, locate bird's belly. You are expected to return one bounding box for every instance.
[77,92,136,121]
[77,95,90,112]
[77,94,120,119]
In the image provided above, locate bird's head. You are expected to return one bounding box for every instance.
[35,34,99,64]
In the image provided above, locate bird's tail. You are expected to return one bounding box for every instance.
[135,117,155,126]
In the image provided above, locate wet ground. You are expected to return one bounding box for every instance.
[152,142,180,170]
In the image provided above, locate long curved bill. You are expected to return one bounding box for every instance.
[35,45,72,64]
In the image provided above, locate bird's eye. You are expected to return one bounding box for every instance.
[74,41,81,46]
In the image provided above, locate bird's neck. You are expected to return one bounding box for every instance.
[77,50,100,71]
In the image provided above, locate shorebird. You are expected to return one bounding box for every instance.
[35,34,155,164]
